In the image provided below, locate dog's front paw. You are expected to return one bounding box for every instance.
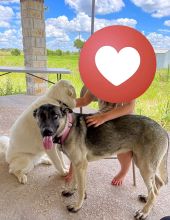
[67,204,80,213]
[134,209,148,220]
[62,190,75,197]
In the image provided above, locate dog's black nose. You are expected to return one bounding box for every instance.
[42,128,53,136]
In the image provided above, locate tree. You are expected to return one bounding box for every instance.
[56,49,62,56]
[73,39,84,51]
[11,48,21,56]
[64,50,70,55]
[47,49,55,56]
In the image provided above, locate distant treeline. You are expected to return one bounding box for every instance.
[47,49,78,56]
[0,48,78,56]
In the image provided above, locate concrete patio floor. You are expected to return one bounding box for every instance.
[0,95,170,220]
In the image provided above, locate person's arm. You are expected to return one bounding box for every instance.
[101,100,135,121]
[86,100,135,127]
[76,90,94,107]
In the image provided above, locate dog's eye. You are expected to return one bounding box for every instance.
[40,113,46,120]
[54,115,58,120]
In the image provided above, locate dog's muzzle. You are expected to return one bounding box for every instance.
[42,128,53,137]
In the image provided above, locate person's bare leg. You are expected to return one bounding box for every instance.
[65,163,73,183]
[111,151,132,186]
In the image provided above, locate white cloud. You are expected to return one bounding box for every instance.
[0,5,20,29]
[46,13,90,33]
[45,22,71,50]
[16,11,21,19]
[65,0,125,15]
[0,21,10,28]
[45,13,137,50]
[0,4,23,48]
[131,0,170,18]
[146,32,170,49]
[0,5,14,21]
[158,29,170,33]
[46,12,137,34]
[164,20,170,27]
[0,0,19,4]
[0,29,22,48]
[112,18,137,26]
[46,24,70,42]
[94,17,137,31]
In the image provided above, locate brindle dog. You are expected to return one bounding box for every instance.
[33,103,169,220]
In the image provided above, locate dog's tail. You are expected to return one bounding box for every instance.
[159,132,169,185]
[0,136,9,154]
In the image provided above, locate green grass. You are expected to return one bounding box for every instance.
[0,53,170,130]
[0,54,83,96]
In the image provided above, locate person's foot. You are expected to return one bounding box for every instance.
[111,171,126,186]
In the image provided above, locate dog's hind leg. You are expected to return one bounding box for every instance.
[157,150,168,185]
[151,146,168,197]
[9,155,36,184]
[141,173,164,202]
[153,151,168,195]
[67,160,88,213]
[45,145,68,176]
[154,174,164,194]
[135,165,157,220]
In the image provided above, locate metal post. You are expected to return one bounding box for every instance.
[91,0,95,35]
[80,0,96,113]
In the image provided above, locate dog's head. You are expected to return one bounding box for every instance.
[33,103,72,148]
[46,80,76,109]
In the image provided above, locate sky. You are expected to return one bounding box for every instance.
[0,0,170,51]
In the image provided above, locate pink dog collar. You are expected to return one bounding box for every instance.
[58,112,73,145]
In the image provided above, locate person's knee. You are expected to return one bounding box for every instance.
[117,151,132,160]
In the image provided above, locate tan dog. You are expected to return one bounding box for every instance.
[0,80,76,184]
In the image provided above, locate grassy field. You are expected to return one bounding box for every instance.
[0,53,170,130]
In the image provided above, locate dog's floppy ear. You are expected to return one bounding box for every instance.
[33,109,37,118]
[67,85,76,98]
[59,102,73,114]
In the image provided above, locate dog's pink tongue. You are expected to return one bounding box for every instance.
[43,136,53,150]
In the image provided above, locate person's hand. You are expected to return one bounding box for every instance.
[86,114,106,127]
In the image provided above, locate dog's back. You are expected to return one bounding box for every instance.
[74,114,168,166]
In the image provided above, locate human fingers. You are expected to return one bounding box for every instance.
[86,120,97,127]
